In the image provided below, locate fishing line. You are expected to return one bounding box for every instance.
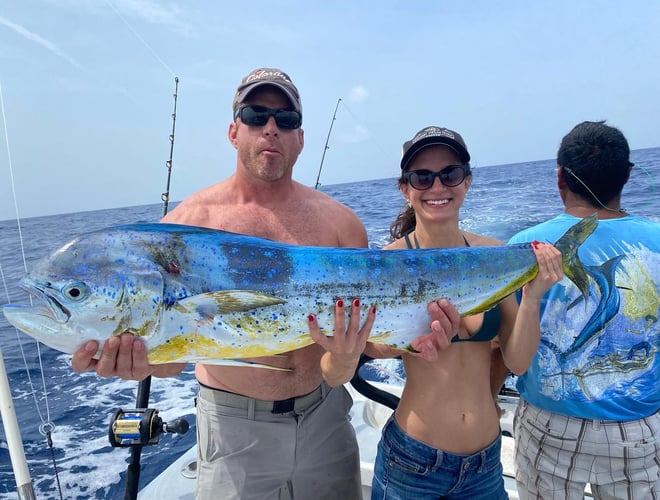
[1,80,63,498]
[564,164,657,213]
[338,99,390,160]
[72,5,181,494]
[0,82,30,277]
[0,81,54,427]
[85,4,183,487]
[3,4,181,494]
[312,98,391,188]
[564,166,626,213]
[0,268,53,431]
[629,163,657,211]
[102,0,177,78]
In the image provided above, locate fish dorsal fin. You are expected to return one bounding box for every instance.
[174,290,285,315]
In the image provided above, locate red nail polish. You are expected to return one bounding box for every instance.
[353,298,360,308]
[532,240,540,249]
[308,314,315,322]
[337,299,344,308]
[370,306,376,314]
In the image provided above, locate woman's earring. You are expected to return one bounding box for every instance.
[406,199,412,208]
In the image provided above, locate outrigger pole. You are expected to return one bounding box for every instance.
[0,81,36,500]
[0,348,35,499]
[314,98,341,190]
[123,76,179,500]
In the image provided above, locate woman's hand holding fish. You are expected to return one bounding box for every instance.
[71,333,186,381]
[309,298,376,387]
[524,242,564,300]
[497,242,564,376]
[409,299,461,362]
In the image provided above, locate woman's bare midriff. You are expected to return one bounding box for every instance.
[394,342,501,454]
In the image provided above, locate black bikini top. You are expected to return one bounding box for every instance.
[403,229,501,343]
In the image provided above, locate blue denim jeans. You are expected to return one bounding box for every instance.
[372,417,507,499]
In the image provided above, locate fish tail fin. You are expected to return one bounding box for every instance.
[554,214,598,300]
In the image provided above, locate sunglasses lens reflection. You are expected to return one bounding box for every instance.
[443,167,467,186]
[407,166,468,190]
[410,171,433,189]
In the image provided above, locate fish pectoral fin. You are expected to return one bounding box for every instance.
[176,290,286,315]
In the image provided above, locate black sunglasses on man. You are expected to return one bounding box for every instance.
[234,105,302,130]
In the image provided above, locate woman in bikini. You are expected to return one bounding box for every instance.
[311,125,564,499]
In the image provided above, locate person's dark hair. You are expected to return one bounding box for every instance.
[389,164,472,240]
[389,179,416,240]
[558,121,631,207]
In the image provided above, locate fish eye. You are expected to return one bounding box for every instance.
[63,281,89,302]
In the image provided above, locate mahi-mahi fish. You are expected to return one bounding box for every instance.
[2,215,597,366]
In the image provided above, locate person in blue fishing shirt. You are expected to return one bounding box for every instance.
[311,125,564,500]
[506,120,660,499]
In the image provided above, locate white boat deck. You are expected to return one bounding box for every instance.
[138,384,590,499]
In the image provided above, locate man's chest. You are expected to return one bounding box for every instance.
[218,208,332,246]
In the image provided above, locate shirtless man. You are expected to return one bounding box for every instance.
[72,68,458,500]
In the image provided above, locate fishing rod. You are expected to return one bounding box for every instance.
[112,76,188,500]
[100,8,185,499]
[314,98,341,190]
[161,76,179,216]
[313,96,407,415]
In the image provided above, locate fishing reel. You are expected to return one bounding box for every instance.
[109,408,189,448]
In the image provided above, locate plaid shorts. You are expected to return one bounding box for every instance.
[514,398,660,499]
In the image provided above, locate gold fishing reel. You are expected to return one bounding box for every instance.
[109,408,189,447]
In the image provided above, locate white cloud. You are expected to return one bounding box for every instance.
[340,124,370,144]
[39,0,194,35]
[0,15,83,70]
[349,85,369,103]
[112,0,193,35]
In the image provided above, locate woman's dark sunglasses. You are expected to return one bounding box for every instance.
[404,165,471,190]
[234,105,302,130]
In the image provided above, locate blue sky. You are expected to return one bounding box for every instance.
[1,0,659,219]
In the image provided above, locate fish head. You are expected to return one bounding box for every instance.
[2,232,166,355]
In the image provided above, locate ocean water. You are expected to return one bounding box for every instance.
[1,149,659,499]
